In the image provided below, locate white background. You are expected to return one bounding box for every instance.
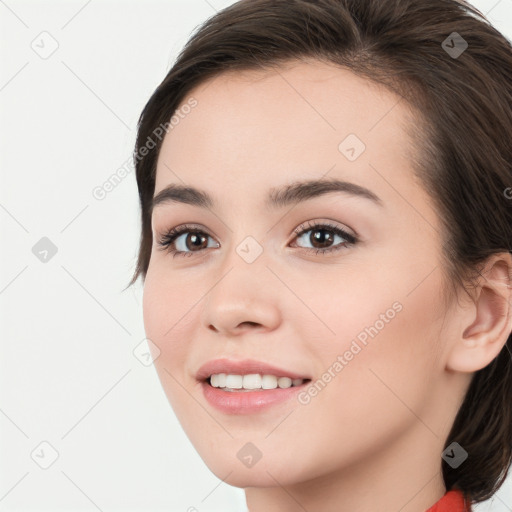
[0,0,511,510]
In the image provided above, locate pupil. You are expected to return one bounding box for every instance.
[312,229,333,248]
[188,233,207,250]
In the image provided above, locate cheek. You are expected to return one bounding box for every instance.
[297,256,444,417]
[142,265,207,430]
[142,264,200,377]
[142,260,202,337]
[280,275,444,476]
[304,247,445,365]
[283,261,405,356]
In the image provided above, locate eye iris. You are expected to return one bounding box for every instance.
[187,232,208,251]
[311,229,334,248]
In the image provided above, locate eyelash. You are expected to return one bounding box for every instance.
[156,221,358,259]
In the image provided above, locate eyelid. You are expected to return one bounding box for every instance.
[155,223,217,255]
[291,218,357,241]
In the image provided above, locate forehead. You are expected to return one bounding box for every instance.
[154,59,417,207]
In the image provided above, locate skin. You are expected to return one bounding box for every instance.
[142,58,512,512]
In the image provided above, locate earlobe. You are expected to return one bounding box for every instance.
[446,253,512,373]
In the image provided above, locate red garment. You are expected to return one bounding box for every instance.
[425,489,472,511]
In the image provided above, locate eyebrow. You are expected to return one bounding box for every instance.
[151,178,383,213]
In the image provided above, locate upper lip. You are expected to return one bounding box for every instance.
[196,358,311,381]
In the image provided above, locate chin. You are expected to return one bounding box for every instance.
[197,448,311,489]
[211,463,295,488]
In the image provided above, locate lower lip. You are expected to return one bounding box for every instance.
[201,380,309,414]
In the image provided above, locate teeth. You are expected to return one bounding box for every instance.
[262,375,278,389]
[277,377,292,388]
[243,374,262,389]
[209,373,306,390]
[225,374,243,389]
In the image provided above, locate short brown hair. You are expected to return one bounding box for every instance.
[127,0,512,504]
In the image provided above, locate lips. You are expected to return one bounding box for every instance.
[196,358,311,382]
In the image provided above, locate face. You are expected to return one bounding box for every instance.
[143,59,456,488]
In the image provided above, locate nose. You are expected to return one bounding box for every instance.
[200,256,282,337]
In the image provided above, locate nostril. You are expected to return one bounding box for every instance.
[239,321,261,328]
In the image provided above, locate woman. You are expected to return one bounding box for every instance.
[127,0,512,510]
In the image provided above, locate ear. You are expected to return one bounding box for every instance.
[446,252,512,373]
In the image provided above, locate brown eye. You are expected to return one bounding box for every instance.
[307,228,335,249]
[292,221,357,255]
[182,232,209,251]
[157,224,219,257]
